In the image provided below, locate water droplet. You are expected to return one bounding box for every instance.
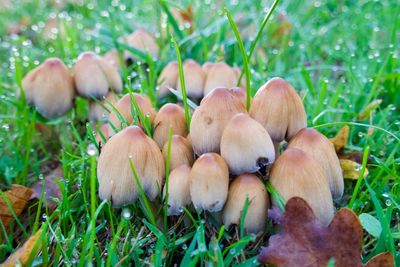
[42,213,47,219]
[122,208,132,219]
[199,243,207,252]
[2,124,9,131]
[385,199,392,206]
[87,143,97,156]
[229,249,236,254]
[39,174,44,180]
[354,164,361,171]
[182,244,187,250]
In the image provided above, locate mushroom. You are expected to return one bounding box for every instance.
[202,62,214,76]
[162,135,194,171]
[190,153,229,212]
[221,113,275,175]
[97,126,165,206]
[157,61,178,98]
[163,164,192,216]
[176,59,205,101]
[269,148,334,225]
[89,92,119,121]
[153,103,187,148]
[21,57,75,119]
[108,93,156,134]
[190,87,246,155]
[222,173,269,234]
[103,49,122,72]
[73,51,122,98]
[120,29,159,60]
[232,67,247,89]
[249,77,307,143]
[203,62,238,96]
[288,128,344,199]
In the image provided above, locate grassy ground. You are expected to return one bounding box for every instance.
[0,0,399,266]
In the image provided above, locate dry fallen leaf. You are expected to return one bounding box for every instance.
[30,167,63,209]
[329,125,350,152]
[340,159,369,180]
[1,228,43,266]
[358,99,382,121]
[258,197,394,267]
[0,184,33,236]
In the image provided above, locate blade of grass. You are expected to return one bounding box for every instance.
[349,146,370,208]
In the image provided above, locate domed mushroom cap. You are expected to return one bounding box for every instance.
[162,135,194,170]
[163,164,192,216]
[222,173,269,234]
[221,113,275,175]
[269,148,334,225]
[203,62,238,96]
[120,29,159,60]
[153,103,187,148]
[190,153,229,212]
[108,93,156,134]
[157,61,178,98]
[176,59,205,99]
[73,51,122,98]
[21,57,75,119]
[89,92,119,121]
[103,49,122,71]
[249,77,307,142]
[190,87,246,155]
[97,126,165,206]
[288,128,344,199]
[232,67,246,89]
[202,62,214,76]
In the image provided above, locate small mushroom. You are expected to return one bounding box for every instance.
[190,87,246,155]
[89,92,119,121]
[203,62,238,96]
[249,77,307,143]
[221,113,275,175]
[202,62,214,76]
[288,128,344,199]
[163,164,192,216]
[162,135,194,171]
[176,59,205,101]
[269,148,334,225]
[120,29,159,60]
[97,126,165,206]
[190,153,229,212]
[153,103,187,148]
[222,173,269,234]
[103,49,122,71]
[108,93,156,134]
[73,51,122,98]
[157,61,178,98]
[21,57,75,119]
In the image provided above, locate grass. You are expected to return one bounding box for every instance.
[0,0,399,265]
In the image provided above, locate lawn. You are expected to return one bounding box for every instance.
[0,0,399,266]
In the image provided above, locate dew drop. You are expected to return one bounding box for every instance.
[122,208,132,219]
[87,143,97,156]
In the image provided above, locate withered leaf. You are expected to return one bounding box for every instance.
[1,228,43,266]
[329,125,350,152]
[258,197,394,267]
[358,99,382,121]
[340,159,369,180]
[30,167,63,209]
[0,184,33,233]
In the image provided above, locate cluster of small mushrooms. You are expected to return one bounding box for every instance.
[22,29,344,234]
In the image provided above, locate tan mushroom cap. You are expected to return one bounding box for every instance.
[22,57,75,119]
[288,128,344,199]
[163,164,192,216]
[177,59,205,99]
[162,135,194,171]
[203,62,238,96]
[222,173,269,233]
[221,113,275,175]
[153,103,187,148]
[97,126,165,206]
[89,92,119,121]
[249,77,307,142]
[157,61,178,98]
[103,49,122,71]
[108,93,156,134]
[190,87,246,155]
[120,29,159,60]
[73,51,122,98]
[269,148,334,225]
[190,153,229,212]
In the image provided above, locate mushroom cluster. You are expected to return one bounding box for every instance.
[93,67,343,234]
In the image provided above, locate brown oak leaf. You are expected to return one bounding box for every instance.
[258,197,394,267]
[329,125,350,152]
[30,166,63,209]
